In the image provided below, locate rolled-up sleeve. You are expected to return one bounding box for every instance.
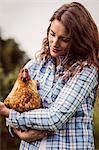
[7,66,98,131]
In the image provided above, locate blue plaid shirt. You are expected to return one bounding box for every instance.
[7,57,98,150]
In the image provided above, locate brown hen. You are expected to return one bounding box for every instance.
[4,68,41,112]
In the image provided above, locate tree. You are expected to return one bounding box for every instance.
[0,35,30,101]
[0,37,30,74]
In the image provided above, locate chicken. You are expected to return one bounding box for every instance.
[4,68,41,112]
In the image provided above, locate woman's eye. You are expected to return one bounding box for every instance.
[61,37,70,42]
[50,32,55,37]
[51,33,55,37]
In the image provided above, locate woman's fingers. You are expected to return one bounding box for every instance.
[0,102,4,109]
[0,102,10,117]
[13,129,22,138]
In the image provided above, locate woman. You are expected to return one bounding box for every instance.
[0,2,99,150]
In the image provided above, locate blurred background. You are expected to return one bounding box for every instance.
[0,0,99,150]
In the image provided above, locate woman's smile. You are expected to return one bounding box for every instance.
[51,47,62,53]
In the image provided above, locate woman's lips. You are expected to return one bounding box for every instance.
[51,47,61,53]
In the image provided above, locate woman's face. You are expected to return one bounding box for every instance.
[48,19,70,61]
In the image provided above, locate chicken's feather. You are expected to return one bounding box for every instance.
[4,68,41,112]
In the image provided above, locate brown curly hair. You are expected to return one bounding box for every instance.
[37,2,99,74]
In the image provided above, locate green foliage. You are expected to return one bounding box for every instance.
[0,67,4,100]
[1,68,19,100]
[94,95,99,149]
[0,37,30,74]
[0,36,30,101]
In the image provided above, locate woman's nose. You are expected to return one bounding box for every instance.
[52,37,59,46]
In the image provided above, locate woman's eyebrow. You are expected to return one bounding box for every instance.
[50,29,68,38]
[50,29,55,34]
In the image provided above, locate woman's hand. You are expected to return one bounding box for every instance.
[0,102,10,117]
[13,128,48,142]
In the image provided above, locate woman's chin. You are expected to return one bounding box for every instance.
[50,51,59,58]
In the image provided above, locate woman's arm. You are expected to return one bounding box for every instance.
[0,102,51,141]
[13,128,48,142]
[6,66,98,131]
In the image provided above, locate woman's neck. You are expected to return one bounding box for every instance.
[55,58,60,66]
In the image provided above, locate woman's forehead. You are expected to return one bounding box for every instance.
[50,19,69,36]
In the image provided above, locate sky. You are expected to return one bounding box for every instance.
[0,0,99,58]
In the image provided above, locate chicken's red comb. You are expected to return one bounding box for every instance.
[20,68,28,73]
